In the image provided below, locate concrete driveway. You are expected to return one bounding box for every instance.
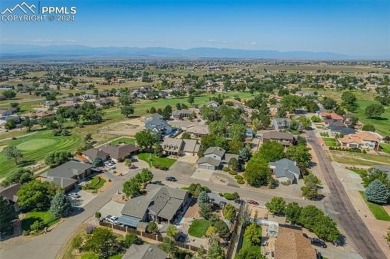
[191,168,214,181]
[177,155,199,164]
[98,200,125,218]
[69,190,96,208]
[170,161,196,176]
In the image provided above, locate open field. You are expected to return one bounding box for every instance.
[317,90,390,135]
[0,131,81,178]
[329,150,390,166]
[359,192,390,221]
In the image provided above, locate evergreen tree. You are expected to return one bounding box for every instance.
[50,192,73,218]
[365,179,390,204]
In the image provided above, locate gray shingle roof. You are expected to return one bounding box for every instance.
[271,158,300,181]
[46,177,77,189]
[263,131,294,141]
[197,156,221,167]
[101,144,139,160]
[82,148,109,160]
[204,147,226,158]
[47,161,92,179]
[123,244,167,259]
[121,196,150,219]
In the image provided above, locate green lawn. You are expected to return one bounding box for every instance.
[329,151,390,166]
[137,152,176,169]
[0,131,82,178]
[241,224,261,253]
[87,176,106,190]
[322,138,338,147]
[359,192,390,221]
[348,168,367,176]
[380,143,390,155]
[111,137,136,146]
[188,219,211,238]
[22,211,59,231]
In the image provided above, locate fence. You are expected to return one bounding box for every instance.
[99,221,199,252]
[226,201,245,259]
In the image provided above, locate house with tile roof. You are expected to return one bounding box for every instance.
[338,131,382,150]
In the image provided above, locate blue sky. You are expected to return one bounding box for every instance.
[0,0,389,56]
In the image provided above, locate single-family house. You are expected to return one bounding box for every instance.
[185,124,209,137]
[0,183,21,212]
[161,138,200,156]
[197,147,239,170]
[82,148,110,162]
[43,161,93,192]
[121,184,190,225]
[101,144,139,162]
[145,118,173,136]
[269,158,300,184]
[271,118,291,130]
[123,244,167,259]
[172,109,192,119]
[262,131,295,147]
[338,131,382,150]
[208,101,220,108]
[274,226,317,259]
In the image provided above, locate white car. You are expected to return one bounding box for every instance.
[106,215,118,224]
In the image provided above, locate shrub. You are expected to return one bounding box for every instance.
[229,170,237,176]
[237,179,245,184]
[30,220,45,232]
[235,175,243,180]
[95,212,101,219]
[222,167,230,172]
[223,192,240,200]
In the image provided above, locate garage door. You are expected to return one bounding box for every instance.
[199,164,214,170]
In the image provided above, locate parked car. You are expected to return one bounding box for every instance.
[311,238,327,248]
[67,193,80,198]
[166,176,177,182]
[105,215,118,224]
[247,200,259,206]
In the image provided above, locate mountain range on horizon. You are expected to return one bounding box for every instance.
[0,44,388,60]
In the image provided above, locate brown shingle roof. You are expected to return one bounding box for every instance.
[275,227,317,259]
[102,144,139,160]
[263,131,294,141]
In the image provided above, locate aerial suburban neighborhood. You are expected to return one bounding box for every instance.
[0,1,389,259]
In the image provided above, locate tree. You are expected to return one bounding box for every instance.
[2,90,16,99]
[188,95,195,104]
[285,202,301,224]
[84,228,120,258]
[207,240,225,259]
[239,146,251,162]
[153,144,163,157]
[206,226,217,238]
[223,203,237,222]
[21,117,37,132]
[244,157,271,187]
[146,221,158,234]
[124,158,131,168]
[167,225,179,240]
[120,105,134,118]
[71,234,83,252]
[160,237,178,258]
[3,146,23,165]
[124,233,140,248]
[362,124,376,131]
[257,141,285,162]
[286,144,312,171]
[49,192,72,218]
[361,168,390,188]
[265,197,286,215]
[123,179,141,198]
[341,91,357,111]
[365,104,385,118]
[228,157,239,171]
[214,220,230,239]
[385,227,390,249]
[301,181,319,200]
[92,157,104,167]
[17,180,57,211]
[322,97,337,110]
[0,196,16,237]
[135,130,158,150]
[244,223,261,246]
[5,119,16,130]
[162,105,172,120]
[2,168,33,187]
[45,151,72,166]
[199,202,212,219]
[198,191,210,204]
[181,132,191,139]
[365,179,390,204]
[298,205,323,231]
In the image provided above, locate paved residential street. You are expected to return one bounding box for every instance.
[306,130,386,259]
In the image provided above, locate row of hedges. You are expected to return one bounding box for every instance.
[329,146,367,153]
[153,164,168,170]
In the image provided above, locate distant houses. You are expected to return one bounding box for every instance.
[338,131,382,150]
[145,114,173,136]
